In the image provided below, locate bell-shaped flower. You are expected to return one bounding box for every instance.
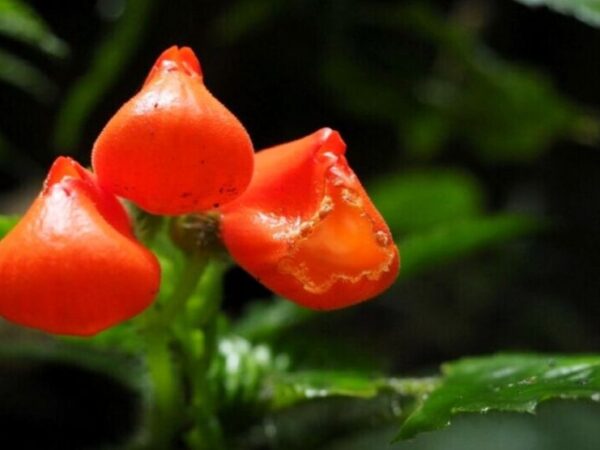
[220,128,399,309]
[92,46,254,215]
[0,157,160,336]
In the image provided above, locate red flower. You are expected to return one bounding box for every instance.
[220,128,400,309]
[0,47,400,338]
[0,157,160,336]
[92,46,254,215]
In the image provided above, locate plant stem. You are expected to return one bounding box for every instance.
[151,255,209,332]
[143,333,182,449]
[182,262,228,450]
[141,254,210,449]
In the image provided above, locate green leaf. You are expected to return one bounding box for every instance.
[323,402,600,450]
[0,48,57,101]
[53,0,154,152]
[515,0,600,27]
[263,369,439,412]
[399,353,600,440]
[399,214,540,278]
[267,371,382,410]
[0,0,68,57]
[369,170,484,235]
[0,215,18,238]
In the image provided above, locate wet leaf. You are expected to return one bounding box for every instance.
[267,371,382,410]
[399,353,600,440]
[323,402,600,450]
[264,369,439,412]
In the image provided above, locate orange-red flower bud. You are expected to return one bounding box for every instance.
[220,128,399,309]
[0,157,160,336]
[92,46,254,215]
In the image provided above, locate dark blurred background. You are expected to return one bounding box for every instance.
[0,0,599,448]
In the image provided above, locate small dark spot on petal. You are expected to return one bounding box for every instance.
[180,192,192,198]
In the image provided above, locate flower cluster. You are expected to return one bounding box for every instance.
[0,46,399,336]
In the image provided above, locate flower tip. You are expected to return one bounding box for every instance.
[313,128,347,163]
[178,46,202,76]
[44,156,87,192]
[151,45,202,77]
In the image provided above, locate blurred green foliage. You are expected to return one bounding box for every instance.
[53,0,154,153]
[0,0,67,57]
[0,0,65,102]
[318,2,599,163]
[369,169,484,235]
[398,214,539,277]
[0,47,56,101]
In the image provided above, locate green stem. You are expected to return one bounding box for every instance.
[140,255,210,449]
[143,334,182,449]
[145,255,209,332]
[182,262,228,450]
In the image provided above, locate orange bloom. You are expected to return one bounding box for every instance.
[0,157,160,336]
[220,128,399,309]
[92,46,254,215]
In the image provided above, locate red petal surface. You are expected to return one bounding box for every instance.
[220,128,399,310]
[92,46,254,215]
[0,157,160,335]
